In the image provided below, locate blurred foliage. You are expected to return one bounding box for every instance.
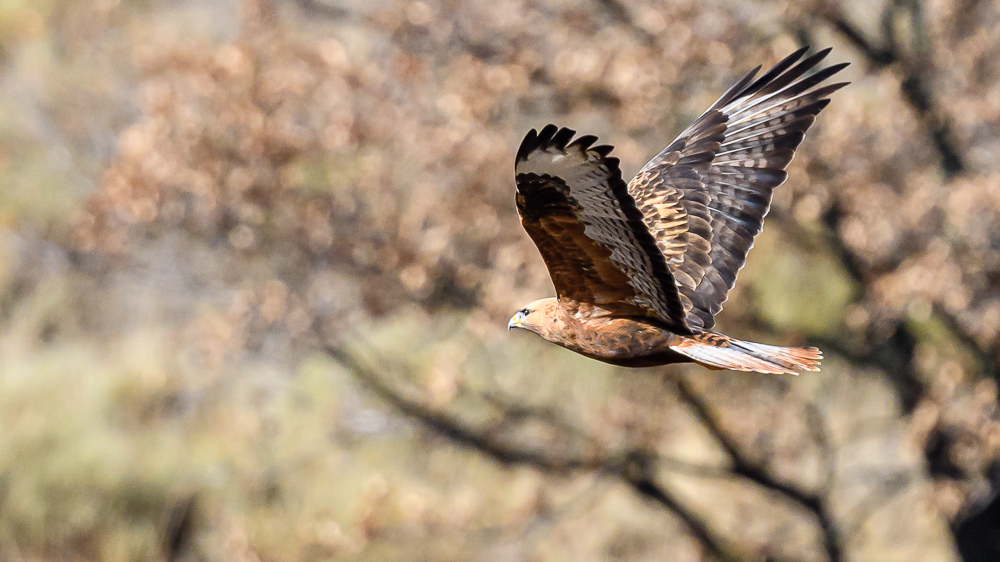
[1,0,999,560]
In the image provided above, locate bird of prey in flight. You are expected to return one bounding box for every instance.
[508,47,847,374]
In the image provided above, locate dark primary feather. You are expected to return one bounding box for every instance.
[629,47,849,329]
[515,125,689,333]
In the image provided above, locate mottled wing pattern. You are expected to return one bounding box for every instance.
[515,125,689,332]
[629,47,848,329]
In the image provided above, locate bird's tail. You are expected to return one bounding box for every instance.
[669,332,822,375]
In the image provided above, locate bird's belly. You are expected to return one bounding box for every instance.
[557,321,686,368]
[577,347,690,368]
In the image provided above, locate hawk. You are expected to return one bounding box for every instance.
[508,47,847,375]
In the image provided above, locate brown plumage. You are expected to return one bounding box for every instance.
[508,47,847,375]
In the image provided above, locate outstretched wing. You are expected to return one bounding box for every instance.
[629,47,848,329]
[515,125,689,333]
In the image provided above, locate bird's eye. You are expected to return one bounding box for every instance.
[517,308,530,317]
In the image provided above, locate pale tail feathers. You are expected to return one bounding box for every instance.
[670,332,822,375]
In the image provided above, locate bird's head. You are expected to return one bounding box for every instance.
[508,297,559,333]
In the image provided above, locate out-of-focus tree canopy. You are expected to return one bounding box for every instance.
[1,0,999,560]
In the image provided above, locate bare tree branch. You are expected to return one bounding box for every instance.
[806,403,837,496]
[323,342,741,559]
[620,451,736,560]
[592,0,658,47]
[673,377,844,562]
[287,0,350,19]
[818,1,966,178]
[325,343,603,471]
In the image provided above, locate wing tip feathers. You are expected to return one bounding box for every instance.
[515,128,539,166]
[730,46,849,113]
[516,125,618,168]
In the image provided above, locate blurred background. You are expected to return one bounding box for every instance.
[0,0,999,559]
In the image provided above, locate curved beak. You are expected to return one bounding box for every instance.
[507,316,522,331]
